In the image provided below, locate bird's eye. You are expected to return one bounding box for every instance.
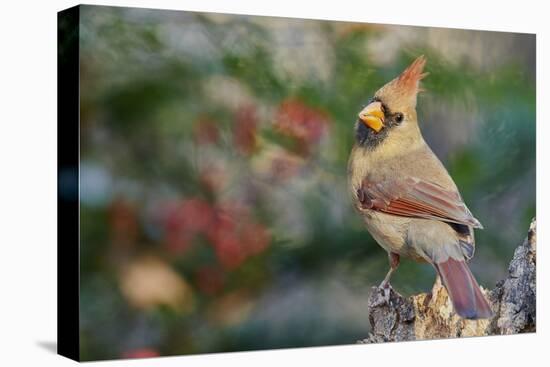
[395,113,404,124]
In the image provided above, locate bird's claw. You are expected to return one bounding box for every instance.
[376,282,394,307]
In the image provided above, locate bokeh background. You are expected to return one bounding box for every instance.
[77,5,535,360]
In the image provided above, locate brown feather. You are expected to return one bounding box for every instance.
[360,176,483,228]
[373,55,429,110]
[435,258,493,319]
[396,55,428,94]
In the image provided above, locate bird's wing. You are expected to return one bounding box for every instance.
[357,176,482,229]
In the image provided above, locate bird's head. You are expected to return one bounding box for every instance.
[355,55,428,149]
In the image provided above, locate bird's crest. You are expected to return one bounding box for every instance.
[375,55,429,109]
[396,55,428,94]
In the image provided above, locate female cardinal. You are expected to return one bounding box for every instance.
[347,56,492,319]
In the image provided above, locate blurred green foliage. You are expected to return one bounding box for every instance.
[77,6,535,360]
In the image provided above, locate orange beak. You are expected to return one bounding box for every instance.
[358,101,385,132]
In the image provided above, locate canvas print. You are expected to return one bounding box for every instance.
[57,4,536,361]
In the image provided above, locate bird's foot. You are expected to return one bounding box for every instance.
[375,281,395,307]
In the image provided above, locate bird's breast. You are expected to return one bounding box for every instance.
[363,211,409,253]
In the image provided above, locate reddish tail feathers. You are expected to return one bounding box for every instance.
[435,258,493,319]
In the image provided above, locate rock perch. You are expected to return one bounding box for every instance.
[360,218,536,343]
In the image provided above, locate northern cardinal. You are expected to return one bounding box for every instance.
[347,56,492,319]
